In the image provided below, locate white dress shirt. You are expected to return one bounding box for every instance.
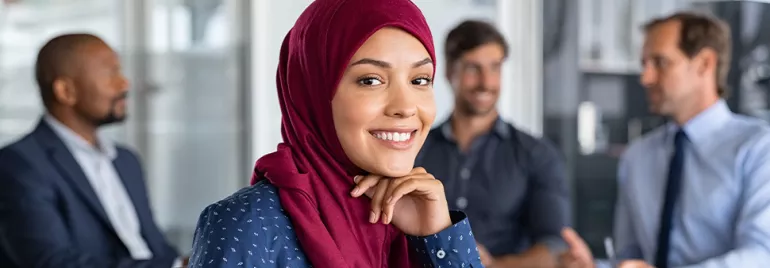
[44,115,154,260]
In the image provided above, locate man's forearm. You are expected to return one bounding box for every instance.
[492,244,557,268]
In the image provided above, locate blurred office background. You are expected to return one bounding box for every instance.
[1,0,769,255]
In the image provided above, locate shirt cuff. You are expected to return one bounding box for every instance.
[172,257,183,268]
[617,245,643,261]
[405,211,482,267]
[536,235,569,255]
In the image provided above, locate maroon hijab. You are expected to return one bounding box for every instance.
[251,0,435,267]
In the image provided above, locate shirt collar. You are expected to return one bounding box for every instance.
[439,115,511,142]
[665,99,732,147]
[44,114,117,160]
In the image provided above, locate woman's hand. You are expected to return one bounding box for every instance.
[350,167,453,236]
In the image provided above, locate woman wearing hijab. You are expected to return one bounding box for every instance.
[188,0,483,267]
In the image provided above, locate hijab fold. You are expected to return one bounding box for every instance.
[252,0,435,267]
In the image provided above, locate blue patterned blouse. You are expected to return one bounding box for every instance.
[188,181,483,267]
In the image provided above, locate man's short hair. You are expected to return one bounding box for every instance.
[643,12,732,97]
[35,33,102,108]
[444,20,509,67]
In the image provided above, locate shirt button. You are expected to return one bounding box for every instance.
[436,249,446,259]
[460,168,471,180]
[456,197,468,209]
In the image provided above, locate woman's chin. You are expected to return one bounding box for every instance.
[369,161,415,178]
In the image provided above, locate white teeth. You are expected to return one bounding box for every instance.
[372,131,412,142]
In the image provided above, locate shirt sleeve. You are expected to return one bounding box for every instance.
[188,189,311,268]
[614,154,644,261]
[172,258,180,268]
[406,211,484,267]
[524,139,571,254]
[188,203,254,268]
[676,132,770,268]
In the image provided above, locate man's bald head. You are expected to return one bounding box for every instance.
[35,33,129,127]
[35,33,105,108]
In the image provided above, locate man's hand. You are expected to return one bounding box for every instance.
[558,228,594,268]
[478,243,557,268]
[173,256,190,267]
[618,260,654,268]
[477,243,496,267]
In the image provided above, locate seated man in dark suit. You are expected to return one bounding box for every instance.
[0,34,184,268]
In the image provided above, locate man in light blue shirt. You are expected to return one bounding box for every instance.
[560,12,770,268]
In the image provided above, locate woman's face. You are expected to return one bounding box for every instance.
[332,27,436,178]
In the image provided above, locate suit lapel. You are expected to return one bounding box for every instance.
[49,150,113,224]
[34,120,115,231]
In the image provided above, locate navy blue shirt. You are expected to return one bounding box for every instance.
[416,117,570,256]
[188,181,484,267]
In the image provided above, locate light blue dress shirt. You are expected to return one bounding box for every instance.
[614,100,770,267]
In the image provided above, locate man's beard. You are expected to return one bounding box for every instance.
[457,96,496,116]
[95,110,126,126]
[94,94,127,126]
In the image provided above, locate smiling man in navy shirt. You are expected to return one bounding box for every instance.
[416,20,571,268]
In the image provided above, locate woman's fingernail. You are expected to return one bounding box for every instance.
[353,175,361,183]
[350,187,359,196]
[369,211,376,223]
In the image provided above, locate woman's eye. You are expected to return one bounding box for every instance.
[358,77,383,86]
[412,77,432,86]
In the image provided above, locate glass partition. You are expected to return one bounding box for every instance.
[0,0,124,146]
[0,0,251,252]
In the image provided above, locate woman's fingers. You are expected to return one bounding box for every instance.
[383,174,432,202]
[352,171,442,225]
[390,177,440,203]
[381,177,408,224]
[351,174,389,224]
[350,174,382,198]
[410,166,427,175]
[383,176,440,224]
[369,178,390,224]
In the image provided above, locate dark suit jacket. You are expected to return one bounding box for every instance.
[0,120,178,268]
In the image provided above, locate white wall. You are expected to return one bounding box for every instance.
[250,0,312,164]
[497,0,543,135]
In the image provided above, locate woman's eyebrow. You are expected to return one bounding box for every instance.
[412,57,433,68]
[349,57,433,69]
[350,58,391,68]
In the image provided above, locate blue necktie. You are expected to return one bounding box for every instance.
[655,130,687,268]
